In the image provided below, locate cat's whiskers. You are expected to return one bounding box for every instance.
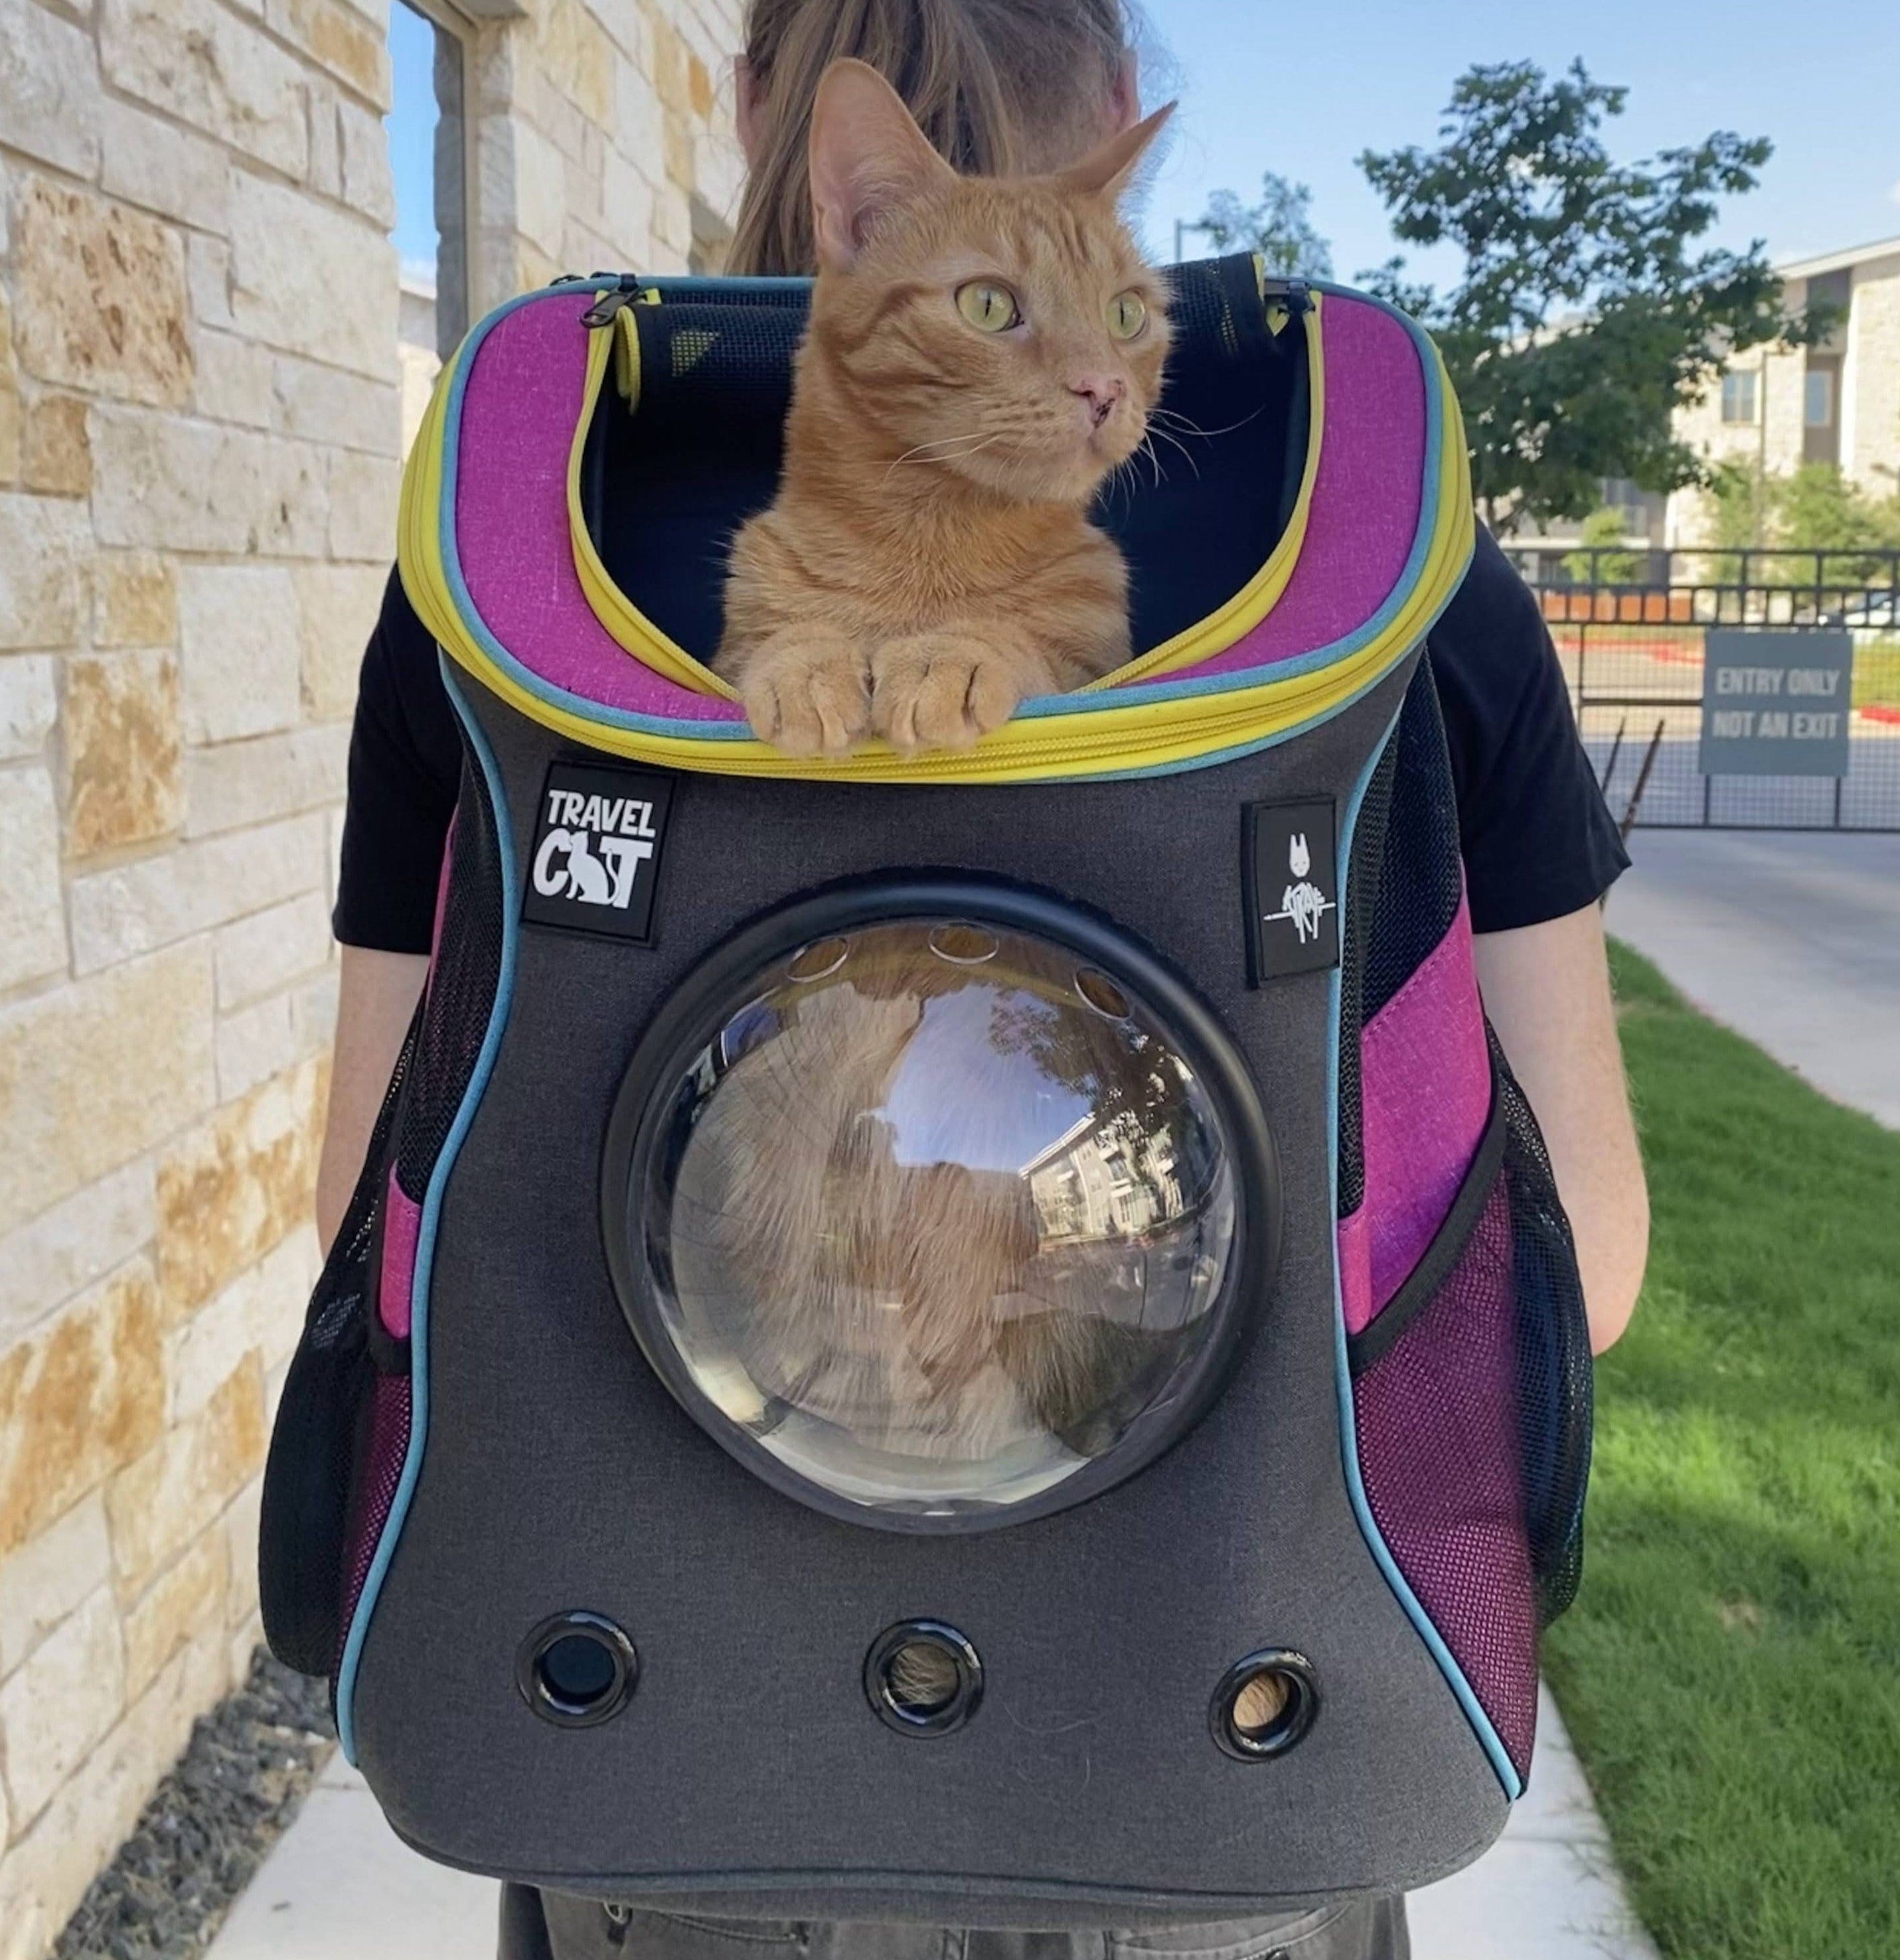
[1148,402,1267,443]
[1125,434,1166,492]
[884,431,1001,481]
[1100,449,1143,502]
[1145,422,1202,481]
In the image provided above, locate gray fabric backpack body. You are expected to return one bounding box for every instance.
[261,260,1593,1926]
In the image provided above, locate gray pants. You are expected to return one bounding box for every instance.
[500,1888,1408,1960]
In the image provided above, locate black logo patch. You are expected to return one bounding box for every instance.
[1242,799,1340,984]
[523,761,674,944]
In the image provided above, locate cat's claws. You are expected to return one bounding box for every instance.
[736,637,871,757]
[872,638,1036,753]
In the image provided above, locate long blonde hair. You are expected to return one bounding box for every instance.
[729,0,1135,277]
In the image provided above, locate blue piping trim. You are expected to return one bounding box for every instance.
[426,283,1470,753]
[335,660,520,1763]
[1326,700,1523,1801]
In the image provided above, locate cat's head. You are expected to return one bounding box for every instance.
[803,58,1172,507]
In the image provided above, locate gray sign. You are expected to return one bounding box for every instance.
[1700,630,1854,777]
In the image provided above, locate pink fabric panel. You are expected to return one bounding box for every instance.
[379,1169,422,1340]
[1344,895,1492,1335]
[1337,1205,1372,1337]
[1171,298,1427,681]
[454,295,742,722]
[1352,1179,1536,1777]
[341,1371,412,1639]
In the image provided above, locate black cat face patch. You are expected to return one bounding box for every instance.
[523,761,674,944]
[1242,799,1340,984]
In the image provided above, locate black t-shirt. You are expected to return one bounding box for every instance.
[333,525,1626,953]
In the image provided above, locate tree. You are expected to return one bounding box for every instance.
[1196,173,1332,280]
[1358,60,1824,532]
[1563,507,1645,585]
[1776,465,1900,558]
[1709,462,1900,584]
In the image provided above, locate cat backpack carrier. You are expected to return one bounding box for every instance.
[262,258,1592,1924]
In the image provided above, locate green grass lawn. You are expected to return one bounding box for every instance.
[1544,944,1900,1959]
[1854,641,1900,713]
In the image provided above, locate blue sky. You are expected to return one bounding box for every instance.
[1136,0,1900,283]
[390,0,1900,284]
[388,1,439,275]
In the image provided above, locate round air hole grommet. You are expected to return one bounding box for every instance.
[1210,1649,1318,1762]
[864,1621,984,1736]
[787,937,848,982]
[1073,967,1131,1019]
[516,1611,639,1728]
[928,921,998,965]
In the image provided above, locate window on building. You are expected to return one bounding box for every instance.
[388,0,473,447]
[1804,368,1835,429]
[1806,268,1852,351]
[1720,370,1758,425]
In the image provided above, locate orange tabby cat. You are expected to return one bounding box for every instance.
[717,57,1172,755]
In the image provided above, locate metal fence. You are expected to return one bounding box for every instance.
[1502,544,1900,832]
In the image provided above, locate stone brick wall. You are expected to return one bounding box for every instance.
[0,1,742,1953]
[466,0,747,295]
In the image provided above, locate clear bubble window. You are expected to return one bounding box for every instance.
[608,894,1272,1529]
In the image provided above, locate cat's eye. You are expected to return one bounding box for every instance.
[1108,290,1149,340]
[956,281,1021,333]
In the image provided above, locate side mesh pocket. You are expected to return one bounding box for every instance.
[260,725,506,1681]
[323,735,507,1679]
[1346,1038,1593,1781]
[260,1010,418,1679]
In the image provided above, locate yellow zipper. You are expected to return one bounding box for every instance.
[400,283,1473,786]
[566,296,736,698]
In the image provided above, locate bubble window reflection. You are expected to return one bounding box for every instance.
[627,915,1253,1524]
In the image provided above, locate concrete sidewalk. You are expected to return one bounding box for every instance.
[208,1689,1650,1960]
[1608,828,1900,1128]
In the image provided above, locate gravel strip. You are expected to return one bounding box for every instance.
[52,1649,336,1960]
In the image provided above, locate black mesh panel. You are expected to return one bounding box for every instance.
[1363,658,1465,1023]
[395,737,507,1200]
[1495,1031,1593,1625]
[1336,735,1398,1217]
[1336,659,1460,1216]
[260,1004,418,1679]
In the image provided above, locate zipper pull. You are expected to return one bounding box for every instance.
[580,275,646,329]
[1262,277,1313,315]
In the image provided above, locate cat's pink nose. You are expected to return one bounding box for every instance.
[1071,376,1126,428]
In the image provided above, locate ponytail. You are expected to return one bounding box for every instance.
[729,0,1133,276]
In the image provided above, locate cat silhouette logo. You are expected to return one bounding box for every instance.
[523,761,675,944]
[1242,799,1339,983]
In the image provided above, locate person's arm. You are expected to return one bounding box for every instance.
[317,570,463,1250]
[1474,904,1647,1353]
[315,946,431,1250]
[1431,528,1646,1352]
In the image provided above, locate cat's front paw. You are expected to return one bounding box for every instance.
[871,635,1050,753]
[734,631,872,757]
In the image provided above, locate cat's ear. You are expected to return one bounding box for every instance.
[808,58,956,273]
[1058,101,1176,203]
